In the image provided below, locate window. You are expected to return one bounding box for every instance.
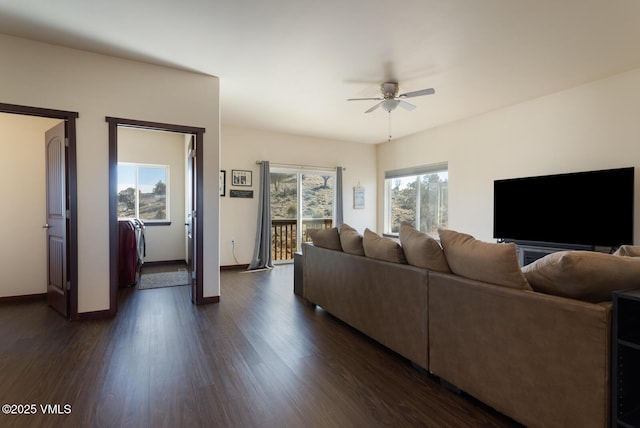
[270,167,336,261]
[117,163,169,222]
[384,163,448,238]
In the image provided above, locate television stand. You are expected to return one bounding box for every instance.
[506,241,594,267]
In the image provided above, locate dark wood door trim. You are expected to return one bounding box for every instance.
[0,102,79,320]
[106,117,207,312]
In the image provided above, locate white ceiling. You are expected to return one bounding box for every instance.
[1,0,640,144]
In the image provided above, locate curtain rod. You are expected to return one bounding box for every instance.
[256,161,345,171]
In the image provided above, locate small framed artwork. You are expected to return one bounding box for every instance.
[232,169,252,187]
[230,189,254,198]
[353,185,365,209]
[219,170,226,196]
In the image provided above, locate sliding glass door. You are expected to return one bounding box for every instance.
[270,166,336,262]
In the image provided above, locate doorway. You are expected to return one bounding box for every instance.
[116,127,190,289]
[270,166,336,262]
[107,117,205,310]
[0,103,79,319]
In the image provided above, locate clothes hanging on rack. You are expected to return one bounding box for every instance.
[118,219,145,287]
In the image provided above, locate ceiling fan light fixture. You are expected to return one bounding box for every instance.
[347,80,434,116]
[381,99,399,112]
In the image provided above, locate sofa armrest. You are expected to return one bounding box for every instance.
[428,271,610,428]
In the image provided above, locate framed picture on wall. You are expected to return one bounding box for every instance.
[219,170,226,196]
[353,185,365,209]
[232,170,252,187]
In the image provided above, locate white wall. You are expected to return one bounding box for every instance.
[377,68,640,244]
[0,113,60,297]
[0,34,220,311]
[117,127,186,263]
[220,125,376,266]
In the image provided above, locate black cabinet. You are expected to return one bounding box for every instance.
[612,288,640,427]
[293,252,303,296]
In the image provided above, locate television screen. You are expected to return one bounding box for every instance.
[493,167,634,248]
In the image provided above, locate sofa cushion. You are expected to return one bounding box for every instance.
[522,250,640,302]
[363,228,407,264]
[399,222,451,273]
[339,223,365,256]
[438,229,531,290]
[614,245,640,257]
[308,227,342,251]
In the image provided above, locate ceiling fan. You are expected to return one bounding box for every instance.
[348,81,435,113]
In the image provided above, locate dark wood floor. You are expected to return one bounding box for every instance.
[0,265,520,427]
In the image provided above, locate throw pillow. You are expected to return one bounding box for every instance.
[362,228,407,264]
[614,245,640,257]
[399,222,450,273]
[339,223,365,256]
[438,229,531,290]
[308,227,342,251]
[522,250,640,302]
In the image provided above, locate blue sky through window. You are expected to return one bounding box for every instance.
[117,164,166,193]
[138,167,166,193]
[117,164,136,192]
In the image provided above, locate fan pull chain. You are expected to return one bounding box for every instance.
[388,111,392,142]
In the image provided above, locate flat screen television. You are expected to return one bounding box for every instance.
[493,167,634,248]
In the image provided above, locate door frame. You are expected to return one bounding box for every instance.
[106,117,206,312]
[0,102,79,320]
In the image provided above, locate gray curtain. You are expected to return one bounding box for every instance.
[335,166,344,228]
[249,161,273,270]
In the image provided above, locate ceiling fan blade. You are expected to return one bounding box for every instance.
[398,100,416,111]
[348,97,383,101]
[398,88,435,98]
[365,102,382,113]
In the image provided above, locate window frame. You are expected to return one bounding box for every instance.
[117,162,171,224]
[383,162,448,238]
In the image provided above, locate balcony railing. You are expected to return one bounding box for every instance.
[272,218,333,261]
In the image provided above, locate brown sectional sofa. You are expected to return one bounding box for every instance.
[429,271,611,428]
[303,243,430,369]
[301,231,613,428]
